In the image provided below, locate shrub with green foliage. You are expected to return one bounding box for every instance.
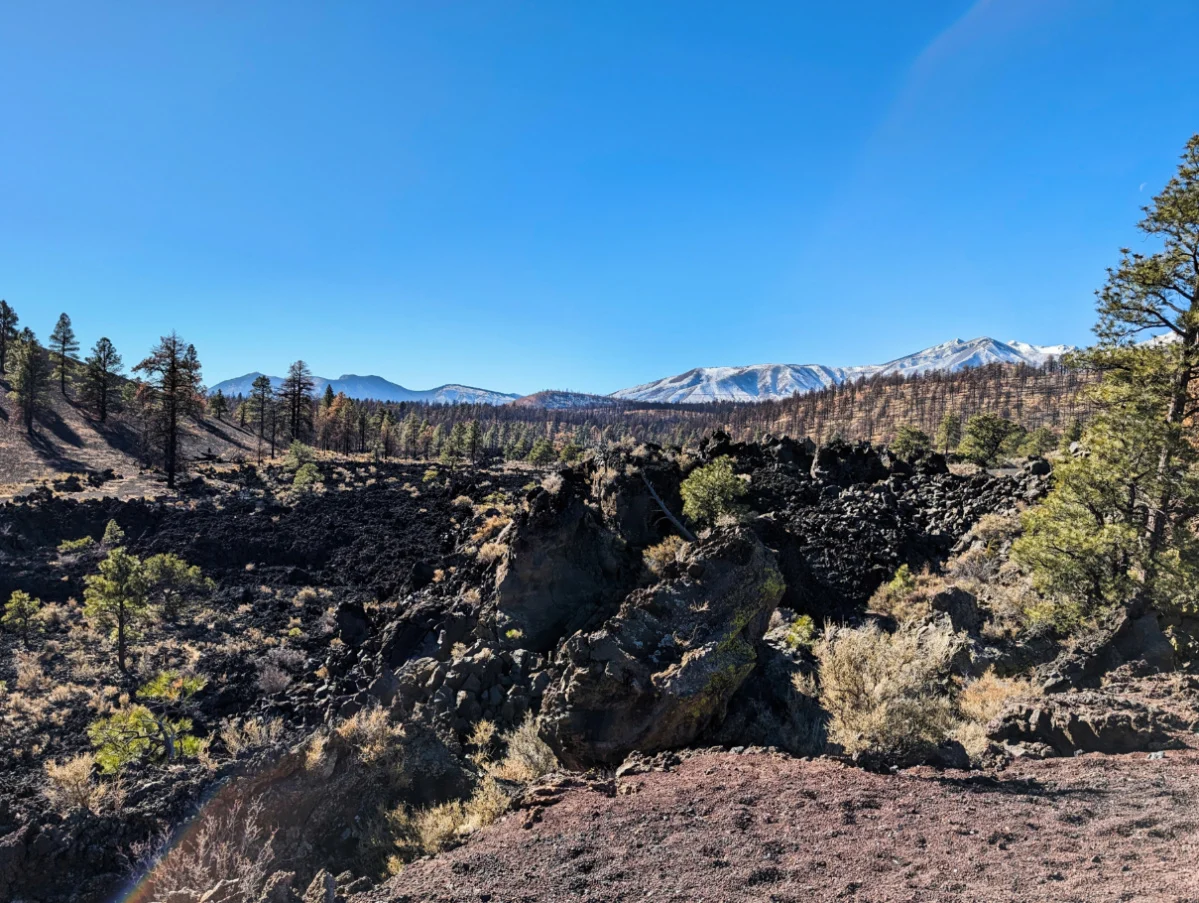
[283,440,316,472]
[293,462,321,488]
[680,456,747,527]
[2,590,43,648]
[102,519,126,547]
[143,553,214,621]
[89,671,207,773]
[57,536,97,555]
[84,546,210,671]
[957,413,1023,466]
[1017,426,1058,458]
[781,614,816,650]
[891,425,930,461]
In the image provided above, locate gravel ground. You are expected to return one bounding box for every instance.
[361,748,1199,903]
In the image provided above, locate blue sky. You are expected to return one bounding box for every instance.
[1,1,1196,395]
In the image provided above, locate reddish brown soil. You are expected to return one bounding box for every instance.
[363,748,1199,903]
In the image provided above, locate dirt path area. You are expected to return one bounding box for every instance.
[363,749,1199,903]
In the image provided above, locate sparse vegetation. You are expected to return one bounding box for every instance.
[643,534,687,577]
[815,621,963,759]
[3,589,44,648]
[680,456,746,527]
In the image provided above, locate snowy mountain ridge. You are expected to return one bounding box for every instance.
[609,337,1074,404]
[207,372,520,406]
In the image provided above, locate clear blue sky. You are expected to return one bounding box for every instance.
[2,1,1196,395]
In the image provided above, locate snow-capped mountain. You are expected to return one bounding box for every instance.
[208,372,519,406]
[611,338,1073,404]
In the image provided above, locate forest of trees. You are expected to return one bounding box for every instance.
[205,358,1091,466]
[1,290,1093,479]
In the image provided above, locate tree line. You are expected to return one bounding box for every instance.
[1,305,202,488]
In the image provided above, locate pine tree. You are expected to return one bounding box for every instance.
[2,590,43,649]
[322,383,335,409]
[279,360,316,441]
[957,413,1020,466]
[1014,135,1199,619]
[934,411,961,454]
[209,388,229,422]
[250,375,273,464]
[133,333,203,489]
[49,313,79,395]
[8,328,51,433]
[465,419,483,462]
[82,337,123,422]
[0,300,18,376]
[891,425,931,460]
[84,546,149,674]
[401,412,421,458]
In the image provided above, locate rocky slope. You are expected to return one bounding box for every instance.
[361,740,1199,903]
[1,434,1187,903]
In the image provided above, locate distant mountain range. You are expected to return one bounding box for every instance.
[209,338,1073,408]
[207,373,520,406]
[609,338,1074,404]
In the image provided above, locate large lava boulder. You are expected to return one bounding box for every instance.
[810,439,889,487]
[490,474,635,653]
[988,693,1183,756]
[590,445,685,548]
[539,525,786,768]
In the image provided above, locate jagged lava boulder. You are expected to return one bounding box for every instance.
[489,472,635,653]
[539,525,785,768]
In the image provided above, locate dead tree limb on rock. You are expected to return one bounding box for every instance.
[641,472,697,543]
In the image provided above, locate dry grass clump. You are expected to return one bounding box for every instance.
[643,535,688,578]
[868,564,947,623]
[471,514,511,543]
[43,753,119,813]
[219,717,285,756]
[134,799,276,903]
[257,663,291,695]
[15,650,50,692]
[294,586,320,607]
[390,777,511,858]
[336,706,400,765]
[37,601,75,631]
[815,621,963,758]
[477,542,506,564]
[958,669,1037,724]
[484,714,559,783]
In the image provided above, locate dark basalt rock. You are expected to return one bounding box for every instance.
[810,438,890,488]
[1039,612,1176,693]
[539,525,786,768]
[489,472,636,653]
[335,601,372,646]
[707,641,826,756]
[988,693,1183,756]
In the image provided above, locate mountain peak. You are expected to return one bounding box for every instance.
[610,337,1073,404]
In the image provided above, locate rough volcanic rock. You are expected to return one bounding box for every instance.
[988,692,1184,757]
[929,585,982,634]
[1039,612,1176,692]
[810,438,890,487]
[539,525,785,768]
[590,445,684,548]
[489,473,635,653]
[706,641,826,756]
